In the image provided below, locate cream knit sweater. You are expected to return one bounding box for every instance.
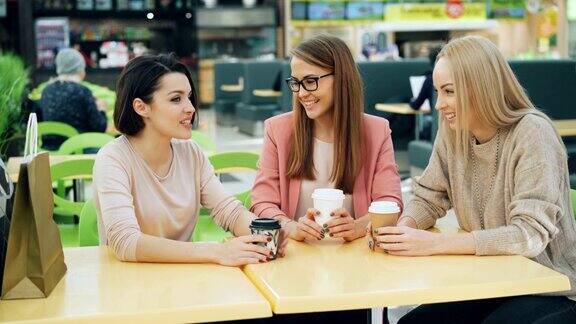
[404,114,576,298]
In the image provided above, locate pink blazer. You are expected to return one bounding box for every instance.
[251,112,403,220]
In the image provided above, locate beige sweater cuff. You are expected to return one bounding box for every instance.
[402,203,437,230]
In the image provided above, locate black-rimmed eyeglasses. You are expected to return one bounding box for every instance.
[285,73,334,93]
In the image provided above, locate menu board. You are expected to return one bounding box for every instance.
[35,18,70,69]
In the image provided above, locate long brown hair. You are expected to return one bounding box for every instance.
[286,34,364,194]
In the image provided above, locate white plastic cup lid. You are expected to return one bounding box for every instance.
[311,188,345,201]
[368,201,400,214]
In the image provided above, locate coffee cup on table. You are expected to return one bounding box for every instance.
[249,218,281,260]
[311,188,345,228]
[369,201,400,252]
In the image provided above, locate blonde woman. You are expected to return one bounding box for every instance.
[369,36,576,323]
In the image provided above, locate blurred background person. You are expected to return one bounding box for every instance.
[39,48,108,151]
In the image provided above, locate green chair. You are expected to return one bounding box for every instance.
[50,158,96,247]
[79,199,99,247]
[57,132,114,155]
[38,121,79,151]
[192,151,259,242]
[191,131,216,155]
[54,133,112,223]
[38,122,81,203]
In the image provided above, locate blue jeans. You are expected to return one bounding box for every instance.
[398,295,576,324]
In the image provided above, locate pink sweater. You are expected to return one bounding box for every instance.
[251,112,403,220]
[93,136,251,261]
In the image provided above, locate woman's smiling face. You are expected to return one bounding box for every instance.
[290,56,334,121]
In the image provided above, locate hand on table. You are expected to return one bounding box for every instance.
[214,234,272,266]
[372,226,440,256]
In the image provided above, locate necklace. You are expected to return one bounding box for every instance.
[471,129,501,230]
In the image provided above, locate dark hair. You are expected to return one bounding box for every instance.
[114,53,198,135]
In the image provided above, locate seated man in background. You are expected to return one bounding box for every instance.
[409,46,442,141]
[39,48,108,151]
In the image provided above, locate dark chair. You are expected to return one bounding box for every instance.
[213,61,244,126]
[408,92,438,177]
[235,60,283,136]
[358,60,429,150]
[278,60,293,113]
[509,60,576,120]
[510,60,576,187]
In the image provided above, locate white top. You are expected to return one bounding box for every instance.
[294,138,354,220]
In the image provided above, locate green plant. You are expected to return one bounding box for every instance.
[0,53,29,159]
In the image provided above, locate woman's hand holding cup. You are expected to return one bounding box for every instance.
[325,208,358,241]
[287,208,324,241]
[367,201,401,252]
[215,235,272,266]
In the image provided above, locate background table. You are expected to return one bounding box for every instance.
[220,84,243,92]
[553,119,576,137]
[375,103,430,140]
[7,154,96,183]
[253,89,282,97]
[244,236,570,314]
[0,247,271,323]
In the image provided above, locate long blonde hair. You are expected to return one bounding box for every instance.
[437,36,556,158]
[286,34,364,194]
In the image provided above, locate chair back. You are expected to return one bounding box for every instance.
[192,151,259,242]
[358,60,429,116]
[79,198,99,246]
[208,151,259,171]
[38,121,79,151]
[214,61,244,101]
[50,158,96,216]
[191,131,216,155]
[509,60,576,120]
[280,60,293,112]
[57,133,114,155]
[241,60,282,106]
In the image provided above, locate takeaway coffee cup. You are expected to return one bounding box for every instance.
[311,188,345,227]
[249,218,281,260]
[369,201,401,252]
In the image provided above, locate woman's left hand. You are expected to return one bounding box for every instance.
[325,208,361,242]
[373,226,440,256]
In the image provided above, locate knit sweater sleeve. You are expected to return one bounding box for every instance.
[402,133,453,229]
[473,117,565,257]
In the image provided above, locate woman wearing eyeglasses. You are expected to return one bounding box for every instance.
[251,34,403,244]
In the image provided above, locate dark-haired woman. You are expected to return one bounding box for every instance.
[93,54,284,265]
[251,35,403,243]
